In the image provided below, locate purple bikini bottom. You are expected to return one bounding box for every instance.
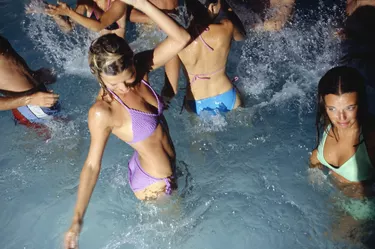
[128,152,174,195]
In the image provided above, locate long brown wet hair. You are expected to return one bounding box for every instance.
[315,66,368,148]
[88,34,134,99]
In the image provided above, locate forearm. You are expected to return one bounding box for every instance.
[165,57,180,94]
[72,163,101,224]
[52,15,73,33]
[67,9,105,32]
[135,1,189,43]
[0,95,30,111]
[129,8,152,24]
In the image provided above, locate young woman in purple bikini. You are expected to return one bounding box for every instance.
[63,0,190,248]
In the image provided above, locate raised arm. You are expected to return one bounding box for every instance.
[128,7,152,23]
[122,0,190,70]
[64,104,111,249]
[46,1,127,34]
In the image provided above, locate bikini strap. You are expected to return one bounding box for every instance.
[106,0,111,10]
[196,26,214,52]
[141,79,162,114]
[106,88,131,111]
[188,66,225,84]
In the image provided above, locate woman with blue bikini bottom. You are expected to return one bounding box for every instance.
[310,66,375,220]
[164,0,245,115]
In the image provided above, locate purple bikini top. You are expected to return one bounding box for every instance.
[107,79,164,144]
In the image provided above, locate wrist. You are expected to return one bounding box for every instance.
[25,95,33,106]
[72,214,83,225]
[134,1,150,12]
[66,7,73,17]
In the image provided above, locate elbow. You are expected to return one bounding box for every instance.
[179,32,191,48]
[83,161,101,175]
[234,34,246,42]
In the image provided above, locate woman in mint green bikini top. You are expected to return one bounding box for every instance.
[317,124,373,182]
[310,66,375,188]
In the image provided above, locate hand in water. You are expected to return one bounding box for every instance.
[263,20,284,31]
[30,91,59,107]
[309,162,323,170]
[25,0,48,14]
[64,222,81,249]
[45,1,71,16]
[333,28,346,40]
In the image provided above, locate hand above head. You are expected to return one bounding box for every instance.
[64,221,81,249]
[29,91,59,107]
[45,1,71,17]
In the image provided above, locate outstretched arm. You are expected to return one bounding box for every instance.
[46,0,127,33]
[0,92,59,110]
[64,104,111,249]
[122,0,190,70]
[50,1,87,33]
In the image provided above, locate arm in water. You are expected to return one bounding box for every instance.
[119,0,190,70]
[64,103,111,249]
[25,0,74,33]
[46,0,127,37]
[0,91,59,111]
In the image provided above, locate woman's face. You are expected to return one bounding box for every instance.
[100,65,136,94]
[324,92,359,129]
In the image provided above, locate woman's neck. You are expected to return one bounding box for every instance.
[334,120,360,138]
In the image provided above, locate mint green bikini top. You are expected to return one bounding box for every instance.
[317,125,374,182]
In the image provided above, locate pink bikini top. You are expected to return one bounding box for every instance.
[188,26,225,84]
[107,79,164,144]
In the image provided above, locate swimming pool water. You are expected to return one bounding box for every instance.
[1,0,374,248]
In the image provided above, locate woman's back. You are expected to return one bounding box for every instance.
[179,18,240,101]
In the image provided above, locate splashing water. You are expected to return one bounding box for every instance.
[231,4,342,122]
[23,0,97,76]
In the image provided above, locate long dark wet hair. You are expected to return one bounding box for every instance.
[344,5,375,43]
[186,0,246,36]
[315,66,368,148]
[0,35,11,53]
[88,34,134,99]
